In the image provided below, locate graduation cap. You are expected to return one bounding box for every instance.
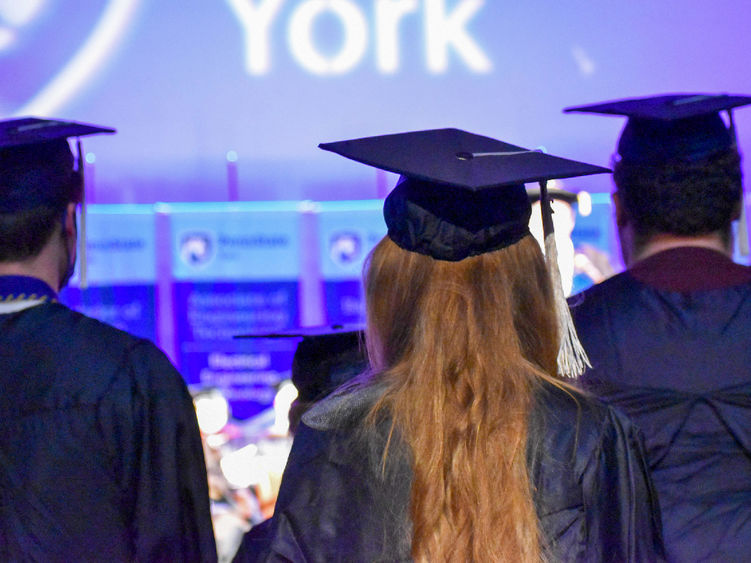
[235,324,367,403]
[564,93,751,163]
[319,128,608,261]
[0,117,115,287]
[0,117,115,210]
[566,93,751,254]
[320,128,610,377]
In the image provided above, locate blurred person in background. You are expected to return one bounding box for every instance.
[286,325,367,433]
[0,118,216,561]
[229,325,367,560]
[527,184,615,296]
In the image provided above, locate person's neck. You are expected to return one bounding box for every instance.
[631,233,731,265]
[0,245,62,293]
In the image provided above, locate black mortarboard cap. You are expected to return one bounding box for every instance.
[564,94,751,163]
[319,128,609,261]
[0,117,115,212]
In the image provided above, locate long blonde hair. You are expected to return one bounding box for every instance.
[364,234,560,562]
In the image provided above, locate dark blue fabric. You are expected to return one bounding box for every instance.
[570,267,751,562]
[233,381,664,562]
[0,275,57,302]
[0,300,217,562]
[618,114,731,163]
[383,177,531,261]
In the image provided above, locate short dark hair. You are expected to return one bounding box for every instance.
[614,148,743,239]
[0,142,81,262]
[0,205,64,261]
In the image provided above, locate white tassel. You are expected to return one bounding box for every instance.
[738,190,749,257]
[77,139,88,289]
[727,110,748,258]
[545,232,591,378]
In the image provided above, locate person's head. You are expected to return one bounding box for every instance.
[565,93,750,264]
[321,128,608,561]
[613,145,741,259]
[0,118,114,289]
[288,328,367,433]
[0,139,80,260]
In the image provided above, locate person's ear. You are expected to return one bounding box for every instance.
[63,202,77,238]
[612,191,628,228]
[731,199,742,222]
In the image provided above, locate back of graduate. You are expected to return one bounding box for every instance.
[567,93,751,561]
[235,129,664,562]
[0,118,217,561]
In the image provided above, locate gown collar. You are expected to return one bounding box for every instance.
[0,275,58,313]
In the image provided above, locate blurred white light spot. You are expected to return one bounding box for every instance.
[220,443,260,489]
[226,150,238,162]
[577,190,593,217]
[0,0,47,26]
[571,45,596,76]
[0,28,15,50]
[270,380,298,436]
[205,433,228,449]
[85,152,96,164]
[194,390,230,435]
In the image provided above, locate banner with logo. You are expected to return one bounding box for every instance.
[60,205,157,342]
[167,202,302,420]
[317,201,386,325]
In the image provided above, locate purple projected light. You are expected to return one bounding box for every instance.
[4,0,749,204]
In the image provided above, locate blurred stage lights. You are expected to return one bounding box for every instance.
[577,190,593,217]
[194,389,231,435]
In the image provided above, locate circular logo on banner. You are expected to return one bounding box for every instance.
[180,231,214,268]
[329,231,362,267]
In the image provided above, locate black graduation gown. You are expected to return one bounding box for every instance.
[234,380,664,562]
[570,264,751,562]
[0,301,217,562]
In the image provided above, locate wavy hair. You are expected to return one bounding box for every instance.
[364,234,561,562]
[614,148,742,242]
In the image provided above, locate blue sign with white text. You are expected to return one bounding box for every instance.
[317,201,386,324]
[59,206,157,342]
[168,204,302,419]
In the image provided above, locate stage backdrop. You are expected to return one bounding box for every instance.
[2,0,750,204]
[4,0,751,418]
